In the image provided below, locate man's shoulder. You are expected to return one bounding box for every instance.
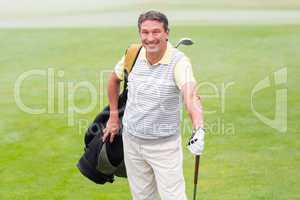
[170,48,190,64]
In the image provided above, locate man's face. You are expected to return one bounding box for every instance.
[139,20,169,54]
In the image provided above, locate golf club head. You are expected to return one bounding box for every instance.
[175,38,194,48]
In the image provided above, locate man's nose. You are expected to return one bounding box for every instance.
[146,33,155,42]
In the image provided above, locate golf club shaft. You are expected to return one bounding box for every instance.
[193,155,200,200]
[193,185,197,200]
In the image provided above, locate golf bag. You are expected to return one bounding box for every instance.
[77,44,142,184]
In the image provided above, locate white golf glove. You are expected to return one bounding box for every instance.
[187,128,205,155]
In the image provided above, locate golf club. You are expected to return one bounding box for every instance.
[175,38,200,200]
[193,155,200,200]
[175,37,194,48]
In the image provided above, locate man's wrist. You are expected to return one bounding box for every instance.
[192,122,204,130]
[192,127,205,134]
[109,111,119,119]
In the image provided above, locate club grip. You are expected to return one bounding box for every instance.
[194,155,200,185]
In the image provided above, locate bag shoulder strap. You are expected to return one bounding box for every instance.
[124,44,142,74]
[123,44,142,90]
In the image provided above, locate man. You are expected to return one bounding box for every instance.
[103,10,205,200]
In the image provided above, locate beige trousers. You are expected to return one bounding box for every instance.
[122,133,187,200]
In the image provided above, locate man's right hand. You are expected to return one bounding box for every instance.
[102,116,120,143]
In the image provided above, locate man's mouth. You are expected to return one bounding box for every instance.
[146,43,158,48]
[148,44,156,47]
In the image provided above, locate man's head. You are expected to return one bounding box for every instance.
[138,10,169,54]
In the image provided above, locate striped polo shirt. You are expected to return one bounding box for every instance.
[114,42,196,90]
[114,43,196,139]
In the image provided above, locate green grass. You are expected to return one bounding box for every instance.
[0,25,299,199]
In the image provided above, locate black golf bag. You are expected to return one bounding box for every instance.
[76,91,128,184]
[77,44,142,184]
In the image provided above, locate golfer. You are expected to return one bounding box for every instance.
[103,10,205,200]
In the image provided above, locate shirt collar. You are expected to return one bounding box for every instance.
[140,42,173,65]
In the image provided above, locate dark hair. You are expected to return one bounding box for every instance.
[138,10,169,32]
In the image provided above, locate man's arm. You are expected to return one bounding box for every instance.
[182,82,206,155]
[175,56,205,155]
[174,55,203,129]
[102,72,121,143]
[107,72,121,117]
[181,82,204,129]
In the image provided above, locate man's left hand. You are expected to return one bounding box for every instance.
[187,128,205,155]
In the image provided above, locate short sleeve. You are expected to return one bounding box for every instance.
[174,56,196,90]
[114,55,125,80]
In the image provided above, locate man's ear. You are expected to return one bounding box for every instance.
[166,30,169,41]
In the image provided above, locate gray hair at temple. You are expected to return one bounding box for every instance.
[138,10,169,32]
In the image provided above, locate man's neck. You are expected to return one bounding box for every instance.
[146,44,167,65]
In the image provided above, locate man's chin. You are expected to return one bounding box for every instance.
[145,46,159,53]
